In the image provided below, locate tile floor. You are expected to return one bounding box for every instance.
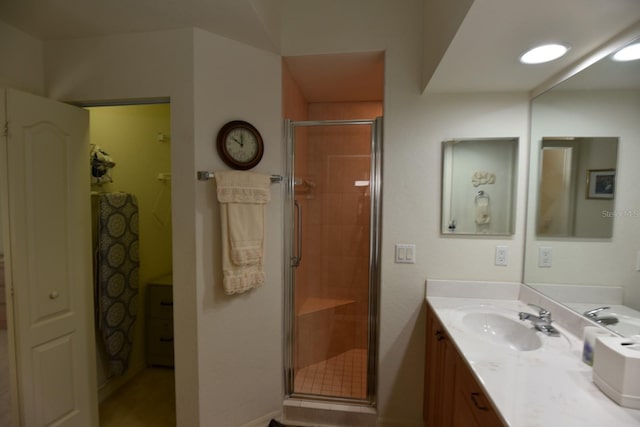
[99,368,176,427]
[293,348,367,399]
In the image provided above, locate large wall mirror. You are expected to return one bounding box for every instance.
[524,32,640,337]
[441,138,518,235]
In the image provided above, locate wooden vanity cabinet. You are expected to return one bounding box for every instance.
[424,302,504,427]
[424,302,457,426]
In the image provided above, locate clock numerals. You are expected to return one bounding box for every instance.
[216,121,264,170]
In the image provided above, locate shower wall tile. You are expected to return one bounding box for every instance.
[294,101,381,387]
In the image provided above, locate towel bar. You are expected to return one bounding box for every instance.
[197,171,283,183]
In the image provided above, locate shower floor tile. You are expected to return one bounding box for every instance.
[294,348,367,399]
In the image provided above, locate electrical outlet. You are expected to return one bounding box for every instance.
[495,245,508,266]
[539,247,552,268]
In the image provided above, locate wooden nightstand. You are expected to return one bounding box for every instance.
[146,275,174,367]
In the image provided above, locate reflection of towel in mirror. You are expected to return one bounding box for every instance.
[216,171,271,295]
[475,196,490,225]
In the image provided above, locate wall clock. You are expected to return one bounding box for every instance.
[216,120,264,170]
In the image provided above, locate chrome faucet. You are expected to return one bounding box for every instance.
[518,304,560,336]
[584,306,619,325]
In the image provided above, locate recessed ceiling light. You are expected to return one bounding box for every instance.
[612,42,640,62]
[519,43,570,64]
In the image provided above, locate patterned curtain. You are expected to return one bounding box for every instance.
[97,192,139,376]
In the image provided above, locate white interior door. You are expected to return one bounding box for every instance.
[1,88,98,426]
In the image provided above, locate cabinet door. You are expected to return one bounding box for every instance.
[424,304,456,426]
[453,351,504,427]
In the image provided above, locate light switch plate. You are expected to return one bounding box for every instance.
[395,244,416,264]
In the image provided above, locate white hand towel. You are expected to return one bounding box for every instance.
[216,171,271,295]
[475,197,490,225]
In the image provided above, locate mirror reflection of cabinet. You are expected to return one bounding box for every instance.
[537,137,618,238]
[441,138,518,235]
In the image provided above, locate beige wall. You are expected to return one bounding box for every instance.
[0,21,44,95]
[192,28,284,425]
[421,0,474,91]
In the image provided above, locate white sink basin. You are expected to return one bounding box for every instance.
[462,312,543,351]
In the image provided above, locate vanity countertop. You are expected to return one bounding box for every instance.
[426,280,640,427]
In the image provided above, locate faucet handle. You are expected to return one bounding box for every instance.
[528,303,550,319]
[584,306,610,317]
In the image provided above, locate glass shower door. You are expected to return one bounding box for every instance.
[284,118,381,404]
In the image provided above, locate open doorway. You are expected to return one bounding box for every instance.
[85,103,175,426]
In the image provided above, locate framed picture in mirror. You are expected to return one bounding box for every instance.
[586,169,615,199]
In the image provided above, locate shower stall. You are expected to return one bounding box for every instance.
[284,118,382,405]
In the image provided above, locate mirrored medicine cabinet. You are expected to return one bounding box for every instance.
[441,137,518,236]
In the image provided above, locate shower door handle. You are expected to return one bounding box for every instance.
[292,200,302,267]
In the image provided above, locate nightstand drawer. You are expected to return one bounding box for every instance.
[147,318,174,367]
[146,278,174,367]
[148,284,173,319]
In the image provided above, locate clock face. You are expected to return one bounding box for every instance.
[224,128,259,163]
[216,121,264,170]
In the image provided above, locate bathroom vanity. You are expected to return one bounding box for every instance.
[424,280,640,427]
[424,304,503,426]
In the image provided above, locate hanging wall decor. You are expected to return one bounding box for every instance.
[216,120,264,170]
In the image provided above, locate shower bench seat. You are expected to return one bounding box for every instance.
[297,297,355,316]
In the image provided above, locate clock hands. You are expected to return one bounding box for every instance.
[232,135,244,148]
[217,121,263,169]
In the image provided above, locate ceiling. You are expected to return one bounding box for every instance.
[425,0,640,93]
[283,52,385,103]
[1,0,639,98]
[554,38,640,91]
[0,0,281,52]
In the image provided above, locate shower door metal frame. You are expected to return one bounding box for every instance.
[283,117,383,406]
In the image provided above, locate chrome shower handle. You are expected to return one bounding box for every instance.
[291,200,302,267]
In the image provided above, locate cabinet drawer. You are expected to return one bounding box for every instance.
[454,355,504,427]
[148,285,173,319]
[147,319,174,367]
[148,318,173,338]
